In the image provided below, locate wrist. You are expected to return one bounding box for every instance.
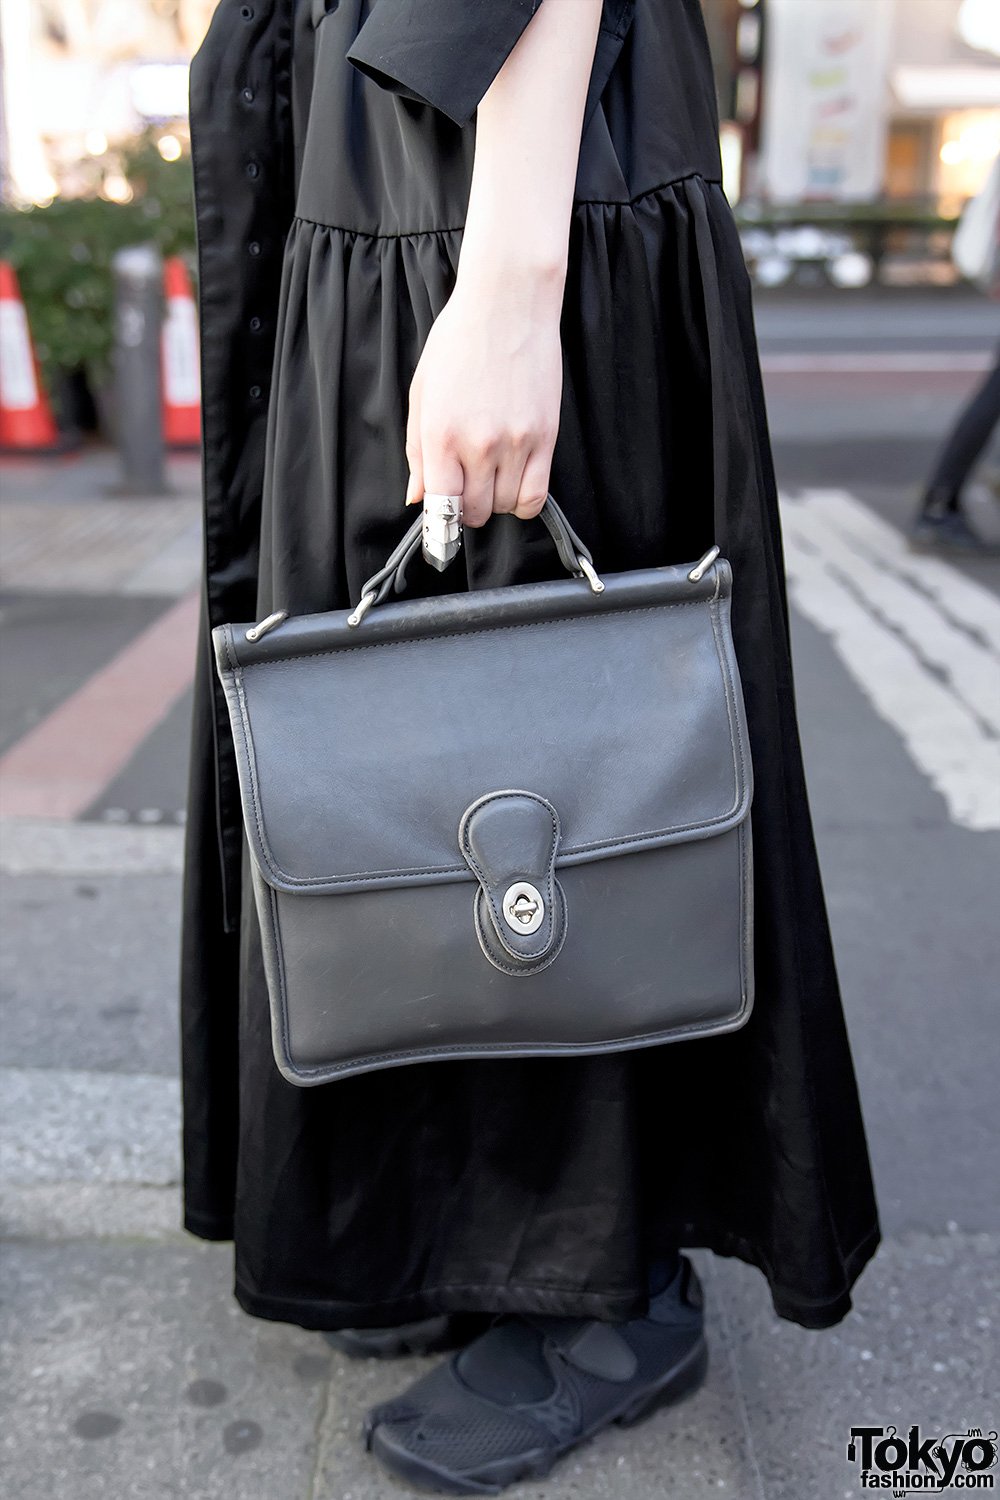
[455,237,568,307]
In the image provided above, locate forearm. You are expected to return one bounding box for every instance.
[458,0,603,298]
[403,1,602,522]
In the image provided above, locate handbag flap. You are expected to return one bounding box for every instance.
[213,561,752,895]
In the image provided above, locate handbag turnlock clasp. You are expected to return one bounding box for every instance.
[459,790,567,975]
[502,881,545,935]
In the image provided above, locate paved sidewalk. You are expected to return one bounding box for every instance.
[2,1150,996,1499]
[0,450,202,597]
[1,448,998,1498]
[3,735,998,1498]
[0,451,201,825]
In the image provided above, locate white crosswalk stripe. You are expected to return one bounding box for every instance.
[780,489,1000,832]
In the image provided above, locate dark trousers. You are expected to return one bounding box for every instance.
[924,348,1000,510]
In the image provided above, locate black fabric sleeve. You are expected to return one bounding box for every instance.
[345,0,545,128]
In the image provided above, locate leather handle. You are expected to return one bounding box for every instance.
[347,493,604,627]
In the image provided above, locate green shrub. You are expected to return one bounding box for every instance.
[0,131,196,406]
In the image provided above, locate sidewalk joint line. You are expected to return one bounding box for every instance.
[703,1255,769,1500]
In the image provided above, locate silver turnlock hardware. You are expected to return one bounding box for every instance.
[459,792,564,974]
[502,881,545,936]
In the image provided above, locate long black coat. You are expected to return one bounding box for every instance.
[181,0,881,1332]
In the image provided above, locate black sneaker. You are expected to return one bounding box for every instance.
[362,1255,708,1495]
[325,1314,490,1361]
[909,507,1000,556]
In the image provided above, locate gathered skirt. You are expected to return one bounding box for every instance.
[176,167,881,1333]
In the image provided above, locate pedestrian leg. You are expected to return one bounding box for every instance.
[912,347,1000,553]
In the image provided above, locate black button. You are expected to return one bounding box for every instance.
[247,162,260,179]
[240,6,254,19]
[242,87,255,104]
[249,316,262,332]
[248,241,261,256]
[249,385,262,400]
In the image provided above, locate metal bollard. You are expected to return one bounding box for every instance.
[111,244,166,496]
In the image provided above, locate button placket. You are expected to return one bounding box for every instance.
[195,0,299,924]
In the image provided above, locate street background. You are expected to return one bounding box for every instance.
[2,0,1000,1495]
[2,288,999,1499]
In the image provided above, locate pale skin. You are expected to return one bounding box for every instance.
[404,0,604,528]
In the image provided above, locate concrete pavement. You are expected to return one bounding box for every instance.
[2,298,999,1498]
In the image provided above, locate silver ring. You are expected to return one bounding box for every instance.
[422,491,463,521]
[421,491,463,571]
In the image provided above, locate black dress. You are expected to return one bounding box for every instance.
[181,0,881,1333]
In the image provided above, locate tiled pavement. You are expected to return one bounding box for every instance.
[0,450,202,596]
[0,451,200,826]
[1,448,998,1499]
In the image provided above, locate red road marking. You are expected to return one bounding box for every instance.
[0,589,199,820]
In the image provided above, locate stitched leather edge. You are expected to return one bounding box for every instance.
[262,864,752,1085]
[217,594,754,895]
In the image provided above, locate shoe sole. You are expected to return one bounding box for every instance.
[368,1334,709,1495]
[908,536,986,556]
[325,1315,458,1360]
[908,530,1000,557]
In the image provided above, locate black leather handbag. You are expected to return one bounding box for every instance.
[213,495,753,1084]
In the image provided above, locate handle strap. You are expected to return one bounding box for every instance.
[344,201,735,634]
[347,493,604,627]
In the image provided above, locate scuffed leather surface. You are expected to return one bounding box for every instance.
[214,560,751,893]
[216,552,753,1079]
[252,824,751,1083]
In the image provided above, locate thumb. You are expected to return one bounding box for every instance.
[405,459,423,506]
[404,378,423,505]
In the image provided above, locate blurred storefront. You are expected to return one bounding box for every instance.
[707,0,1000,210]
[885,0,1000,211]
[2,0,998,302]
[4,0,998,213]
[0,0,215,204]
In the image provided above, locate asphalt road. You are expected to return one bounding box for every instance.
[2,292,998,1500]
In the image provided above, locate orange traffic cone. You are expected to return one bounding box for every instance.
[161,255,201,448]
[0,261,61,452]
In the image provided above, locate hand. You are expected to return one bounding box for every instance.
[404,260,565,528]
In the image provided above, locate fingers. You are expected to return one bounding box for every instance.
[418,429,470,519]
[491,414,555,521]
[492,438,531,516]
[418,423,493,527]
[411,432,552,528]
[491,434,552,520]
[405,368,555,526]
[456,435,498,528]
[512,443,552,520]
